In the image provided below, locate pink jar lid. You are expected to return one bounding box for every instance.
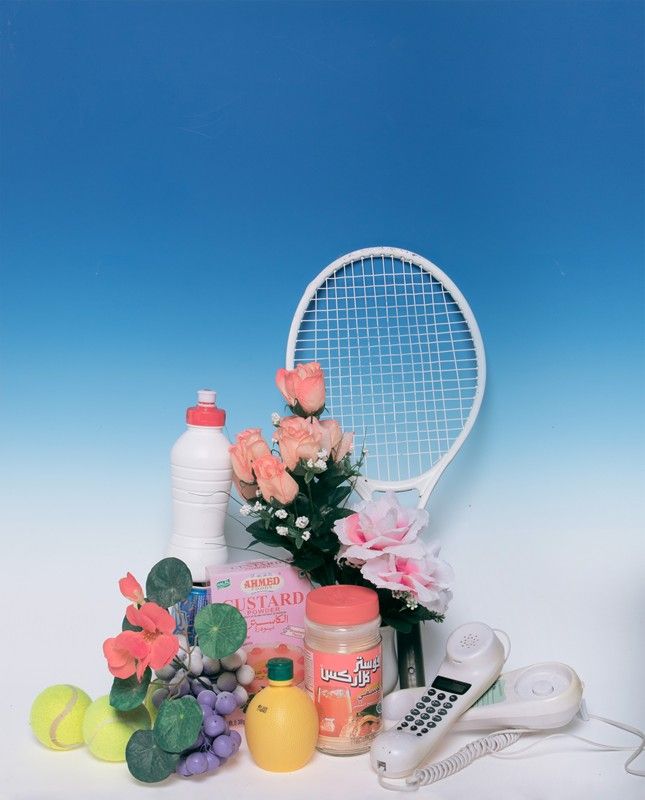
[306,585,379,626]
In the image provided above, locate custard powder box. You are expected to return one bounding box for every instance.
[207,559,311,696]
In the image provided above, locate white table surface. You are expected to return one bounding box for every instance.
[2,466,643,800]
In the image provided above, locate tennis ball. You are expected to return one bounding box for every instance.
[82,695,151,762]
[30,684,92,751]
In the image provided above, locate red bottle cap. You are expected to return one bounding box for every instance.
[306,585,380,626]
[186,389,226,427]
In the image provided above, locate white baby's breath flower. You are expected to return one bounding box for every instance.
[306,459,314,468]
[314,459,327,470]
[253,501,265,512]
[239,505,252,517]
[256,488,262,497]
[276,526,289,536]
[271,412,281,425]
[275,509,288,519]
[317,449,328,459]
[295,516,309,529]
[301,530,311,542]
[406,595,419,610]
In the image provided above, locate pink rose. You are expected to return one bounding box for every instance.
[230,428,271,483]
[252,453,300,505]
[233,473,259,501]
[360,542,454,614]
[318,419,342,457]
[275,362,326,415]
[334,491,427,563]
[275,416,323,470]
[334,431,354,461]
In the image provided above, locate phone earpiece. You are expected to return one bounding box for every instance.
[446,622,503,664]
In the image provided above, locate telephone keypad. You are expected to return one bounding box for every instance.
[443,702,453,709]
[420,712,430,720]
[431,700,440,707]
[449,695,458,702]
[437,693,446,700]
[432,714,442,722]
[438,708,447,716]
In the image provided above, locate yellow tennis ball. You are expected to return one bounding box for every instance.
[82,695,151,762]
[30,684,93,751]
[143,684,159,724]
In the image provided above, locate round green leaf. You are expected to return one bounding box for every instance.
[126,729,179,783]
[194,603,247,659]
[153,696,202,753]
[145,557,192,607]
[110,667,151,711]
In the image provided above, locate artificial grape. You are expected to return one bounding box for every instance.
[197,690,217,709]
[176,634,190,662]
[203,713,226,738]
[189,731,206,751]
[211,734,235,759]
[176,757,192,777]
[235,664,255,687]
[187,649,204,677]
[186,752,208,775]
[191,676,212,696]
[151,688,169,708]
[229,729,242,753]
[221,649,246,670]
[215,691,238,716]
[216,671,238,692]
[202,656,221,676]
[232,685,248,707]
[167,669,188,696]
[154,663,177,681]
[177,678,191,697]
[205,752,221,772]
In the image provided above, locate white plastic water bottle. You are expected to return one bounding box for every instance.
[168,389,232,582]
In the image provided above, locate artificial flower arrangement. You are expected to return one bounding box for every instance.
[230,362,454,632]
[102,557,251,782]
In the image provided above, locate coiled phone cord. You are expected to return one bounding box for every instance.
[377,708,645,792]
[377,730,525,792]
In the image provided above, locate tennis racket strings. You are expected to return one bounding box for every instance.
[290,251,482,489]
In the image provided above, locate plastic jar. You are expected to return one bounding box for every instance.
[304,585,383,755]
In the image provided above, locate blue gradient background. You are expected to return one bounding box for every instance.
[1,3,644,797]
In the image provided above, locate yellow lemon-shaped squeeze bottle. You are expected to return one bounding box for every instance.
[245,657,318,771]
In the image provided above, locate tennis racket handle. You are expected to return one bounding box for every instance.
[396,626,426,688]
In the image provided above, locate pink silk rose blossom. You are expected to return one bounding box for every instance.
[230,428,272,484]
[275,362,326,415]
[334,491,427,563]
[360,541,454,614]
[252,453,300,505]
[275,416,323,470]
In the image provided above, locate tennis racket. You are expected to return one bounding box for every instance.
[286,246,486,689]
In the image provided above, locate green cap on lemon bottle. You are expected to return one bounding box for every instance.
[244,657,318,771]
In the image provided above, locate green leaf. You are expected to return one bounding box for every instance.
[153,695,203,753]
[328,485,352,506]
[126,729,179,783]
[246,520,269,536]
[145,557,192,607]
[122,614,142,633]
[110,667,152,711]
[194,603,247,659]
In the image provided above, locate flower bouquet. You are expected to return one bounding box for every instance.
[231,362,454,632]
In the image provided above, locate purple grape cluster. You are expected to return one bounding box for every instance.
[151,641,255,778]
[175,690,243,777]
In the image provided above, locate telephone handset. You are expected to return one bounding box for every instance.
[371,622,507,779]
[383,662,584,732]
